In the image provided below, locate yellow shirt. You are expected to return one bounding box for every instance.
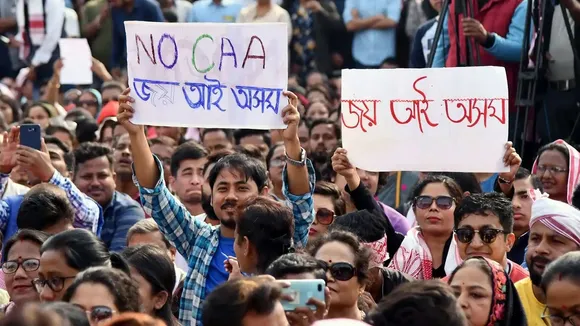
[515,278,550,326]
[0,289,9,305]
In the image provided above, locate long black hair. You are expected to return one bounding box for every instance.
[122,245,178,326]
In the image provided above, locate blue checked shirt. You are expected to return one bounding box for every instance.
[136,156,315,326]
[0,171,103,235]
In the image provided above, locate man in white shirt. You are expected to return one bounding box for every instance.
[13,0,65,98]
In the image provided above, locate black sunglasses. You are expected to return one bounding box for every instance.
[414,195,455,210]
[33,276,76,293]
[319,261,357,281]
[75,305,116,323]
[2,258,40,274]
[455,226,509,244]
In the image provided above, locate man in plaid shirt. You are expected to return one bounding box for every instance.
[118,90,315,325]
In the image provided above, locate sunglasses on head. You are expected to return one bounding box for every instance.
[455,226,509,244]
[75,305,116,323]
[319,261,357,281]
[315,208,335,225]
[414,195,455,210]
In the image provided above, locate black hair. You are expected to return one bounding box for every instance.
[364,280,466,326]
[234,144,265,164]
[237,196,294,273]
[3,229,50,263]
[122,245,177,326]
[208,153,268,191]
[266,253,327,281]
[101,81,124,94]
[202,277,283,326]
[126,219,172,249]
[411,175,463,206]
[233,129,271,147]
[454,192,514,232]
[537,142,570,168]
[515,167,544,192]
[169,141,208,177]
[162,8,178,22]
[203,149,236,175]
[75,118,99,144]
[330,209,391,243]
[72,142,113,175]
[0,94,21,122]
[40,229,130,274]
[17,184,74,232]
[430,172,482,194]
[39,302,90,326]
[308,118,341,139]
[44,135,74,171]
[313,181,346,216]
[200,128,233,142]
[307,230,371,285]
[45,125,75,144]
[62,267,141,313]
[541,251,580,292]
[99,118,118,142]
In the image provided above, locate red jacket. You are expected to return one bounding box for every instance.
[445,0,522,111]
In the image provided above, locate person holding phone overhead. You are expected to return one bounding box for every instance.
[117,88,315,325]
[0,126,102,244]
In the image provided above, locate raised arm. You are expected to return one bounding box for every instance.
[117,88,209,259]
[15,138,102,234]
[279,92,315,248]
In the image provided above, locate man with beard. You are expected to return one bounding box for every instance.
[308,118,339,172]
[198,149,236,226]
[515,197,580,325]
[169,141,207,217]
[117,89,315,325]
[72,142,145,251]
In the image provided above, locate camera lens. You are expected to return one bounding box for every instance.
[318,284,322,291]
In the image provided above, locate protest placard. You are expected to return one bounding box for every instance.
[59,38,93,85]
[125,21,288,129]
[341,67,509,173]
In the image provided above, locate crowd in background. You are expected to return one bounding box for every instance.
[0,0,578,326]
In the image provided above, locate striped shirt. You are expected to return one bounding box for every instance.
[136,156,315,325]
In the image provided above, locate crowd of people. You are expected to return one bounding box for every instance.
[0,0,579,325]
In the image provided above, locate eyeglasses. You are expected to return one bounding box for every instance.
[319,261,357,281]
[315,208,335,225]
[455,227,509,244]
[536,165,568,175]
[75,305,116,323]
[270,157,286,168]
[414,195,455,210]
[1,258,40,274]
[542,307,580,326]
[33,276,76,293]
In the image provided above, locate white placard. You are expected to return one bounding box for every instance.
[125,21,288,129]
[58,38,93,85]
[341,67,509,173]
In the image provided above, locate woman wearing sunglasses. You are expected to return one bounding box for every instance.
[389,175,463,280]
[308,230,371,321]
[63,267,141,326]
[35,229,130,302]
[448,256,526,326]
[0,230,50,315]
[309,181,346,242]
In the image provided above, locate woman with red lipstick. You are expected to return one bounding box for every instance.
[0,229,50,315]
[388,175,463,280]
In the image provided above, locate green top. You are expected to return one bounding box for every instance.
[81,0,113,69]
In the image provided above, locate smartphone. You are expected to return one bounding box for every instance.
[279,279,325,311]
[20,124,41,150]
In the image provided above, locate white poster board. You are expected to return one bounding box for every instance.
[59,38,93,85]
[341,67,509,173]
[125,21,288,129]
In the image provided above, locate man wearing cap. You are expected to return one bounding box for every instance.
[515,196,580,325]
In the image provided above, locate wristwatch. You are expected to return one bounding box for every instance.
[285,148,306,167]
[498,176,513,185]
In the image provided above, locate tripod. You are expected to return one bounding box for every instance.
[427,0,482,67]
[512,0,580,160]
